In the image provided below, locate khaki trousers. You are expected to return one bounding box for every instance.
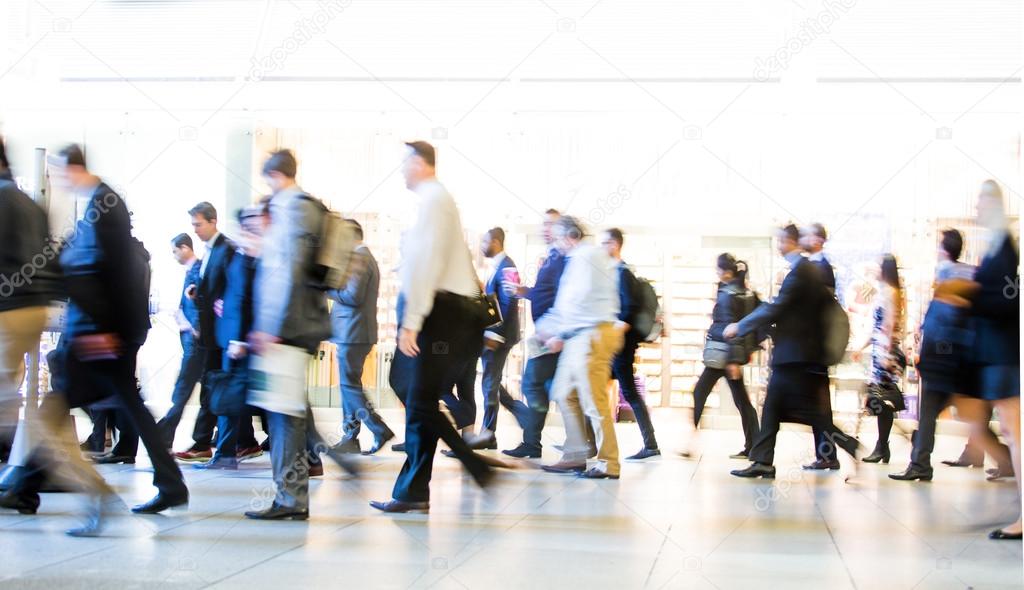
[551,323,624,475]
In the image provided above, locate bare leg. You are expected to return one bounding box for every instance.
[993,397,1022,535]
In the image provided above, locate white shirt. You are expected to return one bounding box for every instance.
[535,242,620,338]
[807,250,825,263]
[399,178,478,332]
[199,231,221,278]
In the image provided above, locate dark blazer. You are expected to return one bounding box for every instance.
[970,233,1020,367]
[485,254,520,345]
[737,256,828,367]
[524,248,566,322]
[215,251,256,351]
[178,260,201,332]
[811,255,836,292]
[616,262,641,326]
[59,182,150,345]
[329,244,380,345]
[196,233,234,349]
[0,173,60,312]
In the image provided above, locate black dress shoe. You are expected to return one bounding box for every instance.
[467,435,498,450]
[626,448,661,461]
[802,459,840,471]
[363,432,395,456]
[369,499,430,514]
[888,465,934,482]
[541,462,587,474]
[92,454,136,465]
[245,503,309,520]
[729,450,750,460]
[730,463,776,479]
[502,444,541,459]
[861,448,891,464]
[331,439,362,455]
[392,442,406,452]
[0,491,38,515]
[581,468,619,480]
[941,458,984,468]
[989,528,1023,540]
[131,493,188,514]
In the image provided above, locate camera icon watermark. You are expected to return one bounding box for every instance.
[179,126,199,141]
[936,341,952,355]
[935,126,953,140]
[683,125,703,141]
[431,341,449,355]
[556,18,576,33]
[683,556,702,571]
[53,18,72,33]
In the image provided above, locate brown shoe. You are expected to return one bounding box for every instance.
[308,463,324,477]
[173,448,213,462]
[236,446,264,461]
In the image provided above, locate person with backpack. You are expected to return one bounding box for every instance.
[688,254,761,460]
[726,224,864,481]
[601,228,660,461]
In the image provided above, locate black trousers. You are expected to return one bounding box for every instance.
[692,366,759,453]
[910,380,1011,471]
[156,333,217,450]
[440,352,479,430]
[810,379,839,462]
[391,293,491,503]
[611,336,659,450]
[749,365,859,466]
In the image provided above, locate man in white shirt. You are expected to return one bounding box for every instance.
[371,141,494,514]
[538,216,626,479]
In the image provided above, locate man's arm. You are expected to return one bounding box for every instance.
[399,197,449,333]
[735,265,803,337]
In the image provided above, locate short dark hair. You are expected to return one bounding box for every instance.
[171,233,193,250]
[555,215,585,241]
[717,252,738,274]
[58,143,87,168]
[940,228,964,262]
[779,223,800,244]
[487,227,505,245]
[346,218,364,240]
[188,201,217,222]
[809,222,827,241]
[262,149,297,178]
[0,136,9,171]
[404,141,436,167]
[545,208,560,216]
[605,227,624,246]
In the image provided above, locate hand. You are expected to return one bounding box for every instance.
[483,337,501,351]
[72,333,123,361]
[723,323,740,340]
[544,337,564,353]
[227,341,248,360]
[398,328,420,357]
[186,284,197,299]
[248,331,281,355]
[213,299,224,318]
[513,284,530,297]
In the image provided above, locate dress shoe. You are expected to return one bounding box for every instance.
[802,459,840,471]
[467,434,498,450]
[888,465,934,482]
[245,502,309,521]
[729,450,750,460]
[193,459,238,470]
[173,448,213,462]
[989,528,1023,540]
[0,491,38,515]
[92,453,136,465]
[369,499,430,514]
[861,445,891,464]
[730,463,776,479]
[308,463,324,477]
[236,445,264,461]
[541,461,587,474]
[259,438,271,451]
[332,438,362,455]
[986,467,1014,481]
[626,448,661,461]
[502,444,541,459]
[131,493,188,514]
[941,457,984,468]
[391,442,406,452]
[363,432,395,455]
[581,468,619,480]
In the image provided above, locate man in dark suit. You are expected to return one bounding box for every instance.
[726,224,862,480]
[166,202,234,462]
[466,227,520,450]
[800,222,840,471]
[602,228,660,460]
[328,219,395,455]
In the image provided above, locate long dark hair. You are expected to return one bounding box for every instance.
[880,254,900,289]
[735,260,749,285]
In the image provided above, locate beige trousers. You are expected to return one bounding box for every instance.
[551,323,624,475]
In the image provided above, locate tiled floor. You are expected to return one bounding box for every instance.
[0,408,1021,589]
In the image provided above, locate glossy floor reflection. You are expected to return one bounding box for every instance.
[0,408,1020,589]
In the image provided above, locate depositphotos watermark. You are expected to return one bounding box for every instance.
[247,0,352,82]
[752,0,857,82]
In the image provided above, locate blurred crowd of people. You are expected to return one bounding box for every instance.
[0,137,1018,541]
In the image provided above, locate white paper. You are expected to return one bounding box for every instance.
[247,343,309,417]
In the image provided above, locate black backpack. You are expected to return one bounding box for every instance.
[632,276,662,343]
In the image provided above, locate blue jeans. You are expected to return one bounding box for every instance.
[506,352,559,452]
[156,332,210,449]
[338,343,393,441]
[481,344,515,433]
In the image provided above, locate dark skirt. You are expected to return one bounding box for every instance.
[966,364,1020,401]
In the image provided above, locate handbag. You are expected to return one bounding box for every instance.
[208,360,248,417]
[703,340,731,370]
[468,290,503,331]
[864,382,906,415]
